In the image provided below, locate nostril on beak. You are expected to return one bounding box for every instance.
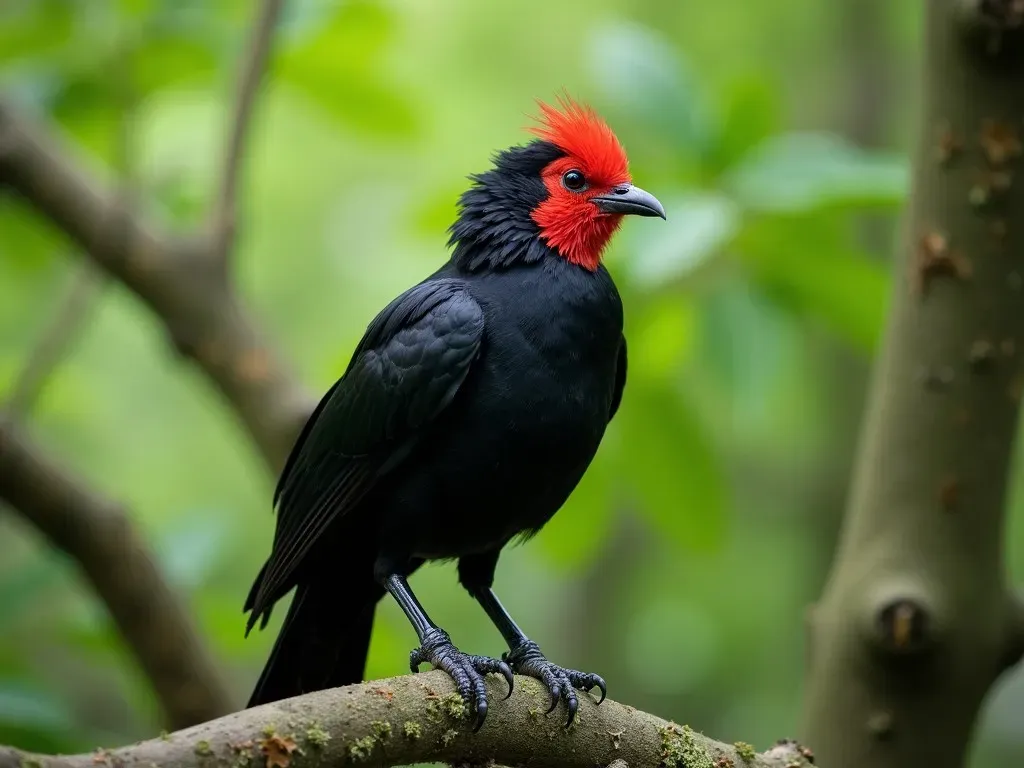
[612,186,630,195]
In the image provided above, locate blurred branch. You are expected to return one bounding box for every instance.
[0,0,311,475]
[209,0,286,265]
[0,423,234,729]
[959,0,1024,26]
[0,671,816,768]
[0,38,237,728]
[3,263,103,418]
[0,0,313,732]
[0,98,314,472]
[801,3,1024,766]
[4,33,131,421]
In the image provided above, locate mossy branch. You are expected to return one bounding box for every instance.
[0,671,815,768]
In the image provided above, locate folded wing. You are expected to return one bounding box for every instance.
[245,279,485,630]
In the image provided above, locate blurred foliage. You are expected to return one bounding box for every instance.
[1,1,1023,766]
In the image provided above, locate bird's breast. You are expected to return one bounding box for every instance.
[464,263,622,483]
[392,258,624,557]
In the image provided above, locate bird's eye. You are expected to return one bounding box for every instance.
[561,169,587,192]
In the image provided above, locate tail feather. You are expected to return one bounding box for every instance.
[244,562,272,636]
[247,575,383,708]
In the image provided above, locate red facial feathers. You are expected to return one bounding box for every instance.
[527,97,632,271]
[528,97,630,187]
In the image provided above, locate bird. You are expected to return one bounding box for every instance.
[243,96,665,730]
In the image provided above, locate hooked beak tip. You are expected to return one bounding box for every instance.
[592,184,666,220]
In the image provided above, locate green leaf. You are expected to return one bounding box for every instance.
[0,0,75,65]
[133,29,219,94]
[726,132,908,212]
[0,678,83,756]
[277,0,418,137]
[49,74,121,154]
[588,22,716,160]
[624,192,739,288]
[735,214,890,351]
[0,685,73,731]
[709,76,781,174]
[694,282,793,426]
[618,385,726,552]
[0,203,63,274]
[0,558,59,629]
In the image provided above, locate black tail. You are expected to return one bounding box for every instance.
[247,575,384,708]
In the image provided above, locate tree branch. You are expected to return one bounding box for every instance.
[0,671,815,768]
[209,0,286,265]
[0,98,315,472]
[0,423,234,729]
[958,0,1024,28]
[4,262,103,418]
[801,2,1024,766]
[0,34,239,729]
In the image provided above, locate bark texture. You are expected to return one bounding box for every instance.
[0,672,816,768]
[800,2,1024,765]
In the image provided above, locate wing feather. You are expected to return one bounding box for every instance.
[247,279,485,625]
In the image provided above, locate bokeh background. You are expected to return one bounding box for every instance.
[2,0,1023,764]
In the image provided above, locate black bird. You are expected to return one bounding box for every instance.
[244,97,665,729]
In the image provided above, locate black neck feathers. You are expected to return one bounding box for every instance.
[447,140,564,272]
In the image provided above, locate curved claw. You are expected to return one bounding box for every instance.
[564,689,579,728]
[408,630,508,730]
[472,699,488,733]
[498,661,514,700]
[546,684,561,715]
[504,640,607,728]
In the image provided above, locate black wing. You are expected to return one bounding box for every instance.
[246,279,485,628]
[608,334,627,422]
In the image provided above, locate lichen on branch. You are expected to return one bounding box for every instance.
[0,672,814,768]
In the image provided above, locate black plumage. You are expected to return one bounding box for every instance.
[245,130,660,728]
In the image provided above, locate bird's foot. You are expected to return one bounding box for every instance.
[503,639,606,728]
[409,627,513,731]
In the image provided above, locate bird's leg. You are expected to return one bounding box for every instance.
[379,570,512,730]
[458,554,606,728]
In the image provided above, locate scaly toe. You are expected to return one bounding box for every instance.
[505,641,606,728]
[408,631,507,729]
[566,669,606,703]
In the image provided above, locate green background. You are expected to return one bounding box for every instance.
[1,0,1021,764]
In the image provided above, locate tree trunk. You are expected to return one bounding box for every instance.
[801,2,1024,766]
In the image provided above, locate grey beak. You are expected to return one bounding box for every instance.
[592,184,666,219]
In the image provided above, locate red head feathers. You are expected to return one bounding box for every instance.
[528,97,631,190]
[527,97,662,271]
[447,96,664,273]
